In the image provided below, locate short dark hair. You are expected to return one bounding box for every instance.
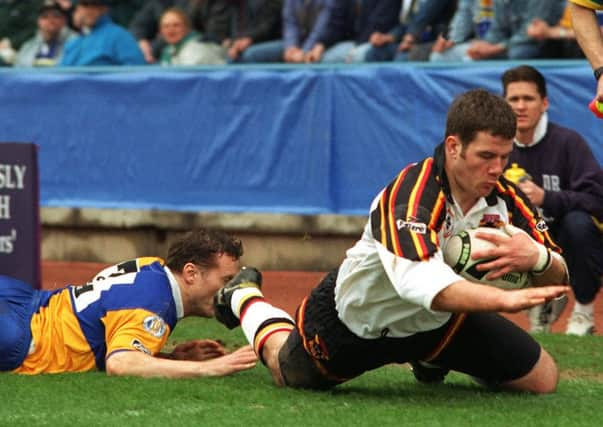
[166,228,243,272]
[501,65,547,98]
[445,89,516,144]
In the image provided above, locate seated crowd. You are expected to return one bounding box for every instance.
[0,0,597,68]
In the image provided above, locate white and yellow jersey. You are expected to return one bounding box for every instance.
[14,260,183,375]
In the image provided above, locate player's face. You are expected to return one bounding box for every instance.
[504,81,548,134]
[194,253,240,317]
[447,131,513,208]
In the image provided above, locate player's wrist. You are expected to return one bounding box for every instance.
[531,244,552,275]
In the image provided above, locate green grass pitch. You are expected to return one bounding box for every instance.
[2,317,602,427]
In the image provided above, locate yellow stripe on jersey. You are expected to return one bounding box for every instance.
[371,159,443,261]
[406,160,433,260]
[430,192,447,246]
[14,290,96,375]
[378,190,388,248]
[103,309,170,357]
[569,0,603,10]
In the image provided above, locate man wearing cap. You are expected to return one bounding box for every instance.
[14,1,76,67]
[60,0,145,66]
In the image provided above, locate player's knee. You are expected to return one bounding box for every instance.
[525,349,559,394]
[559,211,597,241]
[503,348,559,394]
[0,313,29,371]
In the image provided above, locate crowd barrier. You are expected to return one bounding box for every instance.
[0,61,600,215]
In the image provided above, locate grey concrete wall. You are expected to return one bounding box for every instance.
[41,207,366,271]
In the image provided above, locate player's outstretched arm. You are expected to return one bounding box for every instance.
[431,280,570,314]
[105,345,257,378]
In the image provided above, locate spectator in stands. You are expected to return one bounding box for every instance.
[159,7,226,65]
[526,2,585,59]
[0,0,42,65]
[60,0,146,66]
[463,0,565,60]
[365,0,457,62]
[14,1,76,67]
[226,0,283,63]
[50,1,145,34]
[568,1,603,104]
[129,0,234,64]
[130,0,184,63]
[320,0,401,63]
[239,0,350,63]
[429,0,494,62]
[501,65,603,335]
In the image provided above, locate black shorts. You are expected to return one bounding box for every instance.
[278,270,541,389]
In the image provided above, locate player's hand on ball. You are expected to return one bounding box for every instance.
[170,339,226,361]
[471,227,541,280]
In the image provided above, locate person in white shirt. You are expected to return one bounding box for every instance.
[213,89,569,393]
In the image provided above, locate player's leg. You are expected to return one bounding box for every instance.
[432,312,558,394]
[214,268,355,389]
[213,267,295,384]
[0,275,37,371]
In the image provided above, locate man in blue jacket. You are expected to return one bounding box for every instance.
[61,0,145,66]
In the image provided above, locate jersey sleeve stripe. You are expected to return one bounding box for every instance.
[386,167,410,256]
[498,182,561,252]
[406,160,434,260]
[429,192,446,246]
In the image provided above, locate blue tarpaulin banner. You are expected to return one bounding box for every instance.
[0,62,600,215]
[0,143,40,287]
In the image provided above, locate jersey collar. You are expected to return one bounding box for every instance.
[164,266,184,319]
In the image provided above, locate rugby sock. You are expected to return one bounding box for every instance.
[573,301,594,316]
[230,287,264,320]
[231,289,294,361]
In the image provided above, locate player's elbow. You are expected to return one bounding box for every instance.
[105,351,131,376]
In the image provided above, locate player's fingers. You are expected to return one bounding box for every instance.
[474,231,507,245]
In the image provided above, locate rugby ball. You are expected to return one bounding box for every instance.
[443,227,530,290]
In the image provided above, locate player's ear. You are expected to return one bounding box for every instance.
[182,262,199,284]
[445,135,461,159]
[542,96,549,113]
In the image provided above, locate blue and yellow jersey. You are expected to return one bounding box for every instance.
[90,257,164,282]
[14,260,182,375]
[570,0,603,10]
